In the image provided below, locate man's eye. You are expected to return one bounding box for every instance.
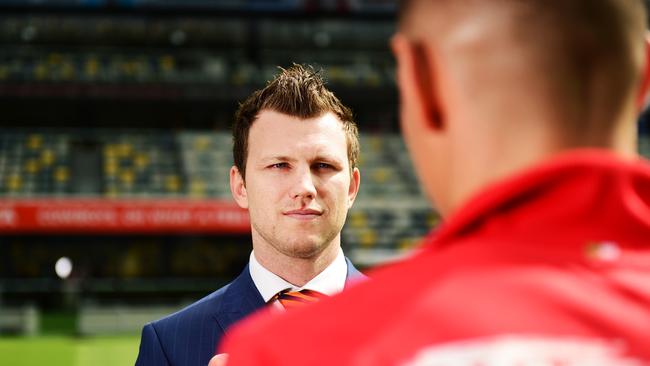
[315,163,332,170]
[271,163,289,169]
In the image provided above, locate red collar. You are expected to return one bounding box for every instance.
[427,149,650,248]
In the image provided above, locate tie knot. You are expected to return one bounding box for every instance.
[274,289,327,310]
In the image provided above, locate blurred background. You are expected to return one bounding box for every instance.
[0,1,649,365]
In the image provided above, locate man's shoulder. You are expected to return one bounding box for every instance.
[148,281,234,330]
[136,281,242,366]
[136,265,266,364]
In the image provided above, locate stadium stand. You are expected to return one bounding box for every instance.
[0,131,72,197]
[641,135,650,159]
[178,131,233,199]
[102,131,183,197]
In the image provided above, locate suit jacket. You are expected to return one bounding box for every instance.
[135,257,364,366]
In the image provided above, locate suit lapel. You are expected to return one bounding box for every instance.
[213,265,266,333]
[344,257,366,288]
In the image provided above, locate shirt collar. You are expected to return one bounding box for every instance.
[249,248,347,303]
[429,149,650,248]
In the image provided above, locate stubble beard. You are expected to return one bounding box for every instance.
[252,220,342,260]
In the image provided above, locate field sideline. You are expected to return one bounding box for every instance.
[0,335,140,366]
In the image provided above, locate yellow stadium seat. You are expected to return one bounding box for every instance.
[371,168,390,184]
[6,174,22,191]
[24,159,40,174]
[194,136,212,151]
[349,211,368,228]
[427,213,440,228]
[33,63,48,80]
[359,229,377,247]
[369,136,382,152]
[48,53,63,64]
[85,58,100,78]
[54,167,69,182]
[116,143,133,157]
[104,158,118,175]
[190,179,206,194]
[119,169,135,185]
[40,149,55,166]
[160,55,175,72]
[104,144,117,157]
[134,154,150,169]
[26,135,43,150]
[165,175,181,192]
[61,62,76,80]
[398,238,417,251]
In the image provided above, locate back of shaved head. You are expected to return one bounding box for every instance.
[399,0,648,141]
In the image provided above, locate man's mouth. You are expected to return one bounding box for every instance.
[283,209,323,220]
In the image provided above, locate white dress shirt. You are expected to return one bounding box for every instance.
[248,248,347,311]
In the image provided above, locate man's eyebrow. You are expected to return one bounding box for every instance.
[311,155,344,165]
[259,155,297,163]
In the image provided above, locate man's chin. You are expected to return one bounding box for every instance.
[281,239,326,259]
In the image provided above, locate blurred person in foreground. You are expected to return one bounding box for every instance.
[219,0,650,364]
[135,64,364,366]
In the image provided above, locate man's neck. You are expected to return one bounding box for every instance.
[252,240,340,287]
[445,116,637,216]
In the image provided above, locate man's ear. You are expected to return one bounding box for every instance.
[637,34,650,110]
[230,166,248,209]
[391,34,443,130]
[347,167,361,209]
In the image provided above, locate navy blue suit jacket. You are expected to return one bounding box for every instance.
[135,258,363,366]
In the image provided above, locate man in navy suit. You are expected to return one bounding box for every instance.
[135,64,364,366]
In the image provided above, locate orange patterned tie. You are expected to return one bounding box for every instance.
[272,289,327,310]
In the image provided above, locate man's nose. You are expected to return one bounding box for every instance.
[290,166,317,200]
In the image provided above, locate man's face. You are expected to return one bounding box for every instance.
[231,110,360,260]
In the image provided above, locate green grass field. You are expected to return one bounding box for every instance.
[0,335,140,366]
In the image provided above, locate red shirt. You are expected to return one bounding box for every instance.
[221,150,650,365]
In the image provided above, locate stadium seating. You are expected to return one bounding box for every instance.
[0,131,72,196]
[178,131,233,198]
[102,132,182,197]
[640,134,650,159]
[341,134,438,263]
[0,50,393,88]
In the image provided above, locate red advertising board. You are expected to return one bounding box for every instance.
[0,199,250,234]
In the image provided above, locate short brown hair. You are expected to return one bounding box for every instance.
[233,64,359,180]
